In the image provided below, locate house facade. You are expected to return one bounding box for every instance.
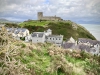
[46,35,63,47]
[31,32,46,43]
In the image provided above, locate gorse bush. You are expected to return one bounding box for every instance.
[21,43,26,48]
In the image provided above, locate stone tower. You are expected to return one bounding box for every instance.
[38,12,43,20]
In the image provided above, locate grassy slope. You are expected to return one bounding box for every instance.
[19,20,96,40]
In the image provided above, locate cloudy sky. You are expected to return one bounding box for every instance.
[0,0,100,24]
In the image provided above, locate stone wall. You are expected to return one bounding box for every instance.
[37,12,63,21]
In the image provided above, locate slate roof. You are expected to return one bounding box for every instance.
[78,38,92,43]
[92,40,100,45]
[77,44,90,52]
[31,32,44,37]
[78,38,100,45]
[17,28,28,32]
[62,43,75,49]
[7,28,28,33]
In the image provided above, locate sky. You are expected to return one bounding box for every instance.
[0,0,100,24]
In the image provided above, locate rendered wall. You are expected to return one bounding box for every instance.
[32,35,45,43]
[46,36,63,44]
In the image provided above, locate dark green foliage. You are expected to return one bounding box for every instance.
[21,43,26,48]
[23,25,45,33]
[5,23,20,28]
[77,26,96,40]
[20,37,25,41]
[80,51,91,59]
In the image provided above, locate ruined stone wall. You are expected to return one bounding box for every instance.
[41,16,62,21]
[37,12,62,21]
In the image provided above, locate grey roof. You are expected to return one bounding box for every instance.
[92,40,100,45]
[62,43,75,49]
[78,38,92,43]
[77,44,90,52]
[90,48,96,52]
[31,32,44,37]
[78,38,100,45]
[47,35,63,38]
[17,28,28,32]
[7,28,28,33]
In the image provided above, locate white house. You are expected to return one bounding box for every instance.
[25,29,52,43]
[45,29,52,36]
[25,34,32,42]
[66,37,76,43]
[6,28,29,39]
[46,35,63,47]
[31,32,46,43]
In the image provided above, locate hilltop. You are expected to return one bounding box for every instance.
[19,20,96,40]
[0,18,20,24]
[0,28,100,75]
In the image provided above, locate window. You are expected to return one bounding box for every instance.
[53,38,54,40]
[97,44,98,47]
[56,38,57,40]
[50,38,51,40]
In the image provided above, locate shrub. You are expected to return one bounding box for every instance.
[20,37,25,41]
[21,43,26,48]
[80,51,91,59]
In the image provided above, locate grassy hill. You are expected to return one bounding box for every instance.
[0,28,100,75]
[19,20,96,40]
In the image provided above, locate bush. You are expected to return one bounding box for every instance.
[80,51,91,60]
[20,37,25,41]
[21,43,26,48]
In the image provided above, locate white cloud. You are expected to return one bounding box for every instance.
[0,0,100,23]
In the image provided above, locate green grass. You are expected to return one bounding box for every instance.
[19,20,96,40]
[19,20,51,27]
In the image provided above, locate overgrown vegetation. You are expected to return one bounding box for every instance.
[19,20,96,40]
[5,23,20,28]
[0,28,99,75]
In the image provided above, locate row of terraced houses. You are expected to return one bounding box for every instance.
[4,27,100,56]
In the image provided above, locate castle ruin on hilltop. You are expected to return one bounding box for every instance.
[37,12,63,21]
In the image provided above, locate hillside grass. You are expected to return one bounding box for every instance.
[19,20,51,27]
[19,20,96,40]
